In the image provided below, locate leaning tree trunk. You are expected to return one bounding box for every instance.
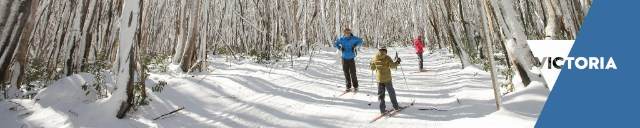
[481,0,502,110]
[0,0,36,98]
[491,0,545,87]
[14,0,39,90]
[113,0,140,119]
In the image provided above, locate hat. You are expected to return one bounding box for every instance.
[378,46,387,51]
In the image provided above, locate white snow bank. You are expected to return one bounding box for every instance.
[502,81,550,118]
[462,64,488,74]
[7,73,147,127]
[1,74,99,127]
[34,73,96,107]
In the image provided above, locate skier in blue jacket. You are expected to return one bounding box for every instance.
[334,28,363,92]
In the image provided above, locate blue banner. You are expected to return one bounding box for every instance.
[536,1,640,127]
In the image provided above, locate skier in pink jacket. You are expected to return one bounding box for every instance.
[413,35,425,71]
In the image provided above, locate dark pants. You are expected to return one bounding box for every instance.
[378,82,400,113]
[417,53,423,70]
[342,59,359,89]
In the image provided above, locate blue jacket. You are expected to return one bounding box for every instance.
[334,35,363,60]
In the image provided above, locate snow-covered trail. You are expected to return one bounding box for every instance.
[1,47,546,128]
[139,47,541,128]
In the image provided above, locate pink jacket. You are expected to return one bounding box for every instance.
[413,37,424,54]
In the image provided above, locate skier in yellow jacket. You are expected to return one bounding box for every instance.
[370,46,402,114]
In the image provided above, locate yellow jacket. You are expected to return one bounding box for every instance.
[370,52,399,83]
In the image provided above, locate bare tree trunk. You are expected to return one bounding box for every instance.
[334,0,340,36]
[0,0,36,98]
[180,1,200,72]
[172,1,187,64]
[14,0,39,89]
[114,0,140,119]
[490,0,545,87]
[481,0,502,110]
[543,0,560,40]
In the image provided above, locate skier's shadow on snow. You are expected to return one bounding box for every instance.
[400,99,499,121]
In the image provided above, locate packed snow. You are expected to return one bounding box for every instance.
[0,47,549,128]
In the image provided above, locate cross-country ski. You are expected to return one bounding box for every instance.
[335,90,353,97]
[370,100,414,123]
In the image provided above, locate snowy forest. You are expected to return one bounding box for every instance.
[2,0,590,127]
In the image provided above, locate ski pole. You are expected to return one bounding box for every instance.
[396,51,415,105]
[368,69,374,106]
[394,51,409,90]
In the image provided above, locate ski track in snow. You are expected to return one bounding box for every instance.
[0,47,546,128]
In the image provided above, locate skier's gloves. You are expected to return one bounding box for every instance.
[396,58,402,63]
[353,47,357,55]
